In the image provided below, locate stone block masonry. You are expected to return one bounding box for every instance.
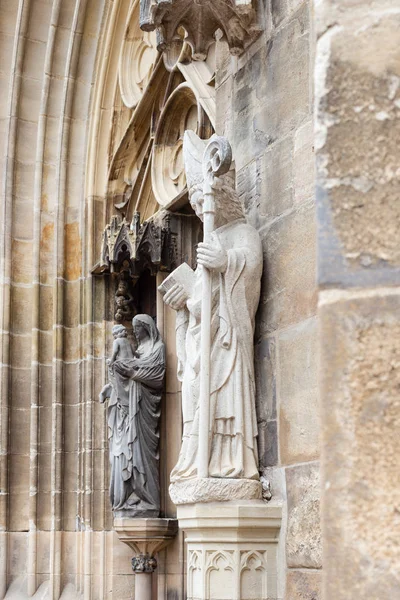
[215,1,320,597]
[315,2,400,598]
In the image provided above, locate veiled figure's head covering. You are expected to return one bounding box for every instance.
[132,314,162,350]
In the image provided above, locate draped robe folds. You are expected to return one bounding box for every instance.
[171,218,262,482]
[107,326,165,515]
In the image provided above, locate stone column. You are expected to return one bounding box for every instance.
[114,518,178,600]
[131,554,157,600]
[315,2,400,599]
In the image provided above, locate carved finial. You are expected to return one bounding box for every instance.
[203,135,232,189]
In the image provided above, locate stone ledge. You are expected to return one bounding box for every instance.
[113,517,178,555]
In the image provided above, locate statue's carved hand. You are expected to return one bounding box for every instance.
[163,283,187,310]
[197,241,227,272]
[99,383,112,404]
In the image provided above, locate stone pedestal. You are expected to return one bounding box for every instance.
[114,518,178,600]
[177,501,282,600]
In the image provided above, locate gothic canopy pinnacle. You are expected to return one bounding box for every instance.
[139,0,263,61]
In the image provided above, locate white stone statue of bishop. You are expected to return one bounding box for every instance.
[160,131,263,502]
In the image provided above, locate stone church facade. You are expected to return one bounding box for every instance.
[0,1,398,599]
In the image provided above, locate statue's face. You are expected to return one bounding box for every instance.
[189,188,204,221]
[133,322,147,342]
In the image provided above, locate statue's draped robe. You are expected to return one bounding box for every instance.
[107,327,165,512]
[171,218,262,482]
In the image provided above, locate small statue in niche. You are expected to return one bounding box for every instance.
[99,315,165,517]
[114,277,136,323]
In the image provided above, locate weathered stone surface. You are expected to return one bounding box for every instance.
[233,4,310,170]
[279,317,319,464]
[316,7,400,286]
[259,135,294,220]
[255,334,278,469]
[169,478,262,505]
[286,462,322,569]
[294,119,314,206]
[255,336,276,422]
[236,159,264,230]
[320,290,400,598]
[258,419,278,469]
[0,0,316,597]
[286,570,322,600]
[258,203,317,336]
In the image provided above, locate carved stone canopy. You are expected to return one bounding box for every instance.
[94,211,177,277]
[140,0,263,60]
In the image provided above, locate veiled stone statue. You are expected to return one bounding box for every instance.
[160,131,263,503]
[99,315,165,517]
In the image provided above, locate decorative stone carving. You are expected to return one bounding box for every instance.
[260,469,272,502]
[114,518,178,600]
[107,25,216,219]
[152,83,212,207]
[114,274,136,322]
[99,315,165,517]
[119,0,158,109]
[178,502,282,600]
[140,0,263,61]
[131,554,158,573]
[96,212,177,277]
[159,131,263,503]
[99,216,136,273]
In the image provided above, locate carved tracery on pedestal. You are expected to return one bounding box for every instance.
[139,0,263,60]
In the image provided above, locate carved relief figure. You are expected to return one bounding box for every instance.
[99,315,165,516]
[160,132,262,483]
[115,278,136,322]
[108,324,138,370]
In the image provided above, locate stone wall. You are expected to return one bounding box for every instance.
[214,1,321,597]
[315,2,400,599]
[1,0,323,598]
[0,1,139,598]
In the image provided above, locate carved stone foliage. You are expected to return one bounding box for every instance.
[140,0,263,60]
[131,554,158,573]
[97,212,177,277]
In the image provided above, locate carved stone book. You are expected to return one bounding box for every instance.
[158,262,196,299]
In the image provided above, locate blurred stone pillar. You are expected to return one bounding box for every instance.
[315,2,400,599]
